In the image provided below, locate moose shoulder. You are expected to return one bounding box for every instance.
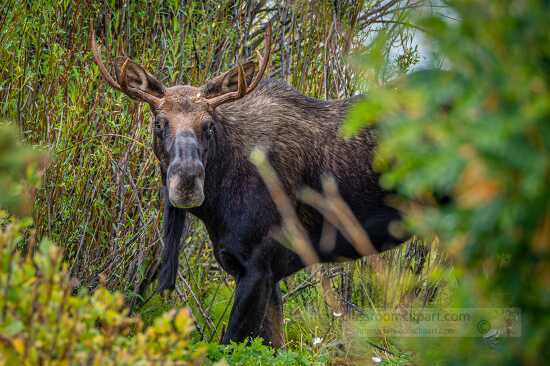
[91,24,405,347]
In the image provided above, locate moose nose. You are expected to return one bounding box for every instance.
[167,159,204,191]
[166,159,205,208]
[180,170,197,191]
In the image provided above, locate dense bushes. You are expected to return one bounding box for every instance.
[6,0,547,364]
[346,0,550,364]
[0,123,201,365]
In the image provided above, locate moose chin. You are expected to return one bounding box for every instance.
[91,22,406,348]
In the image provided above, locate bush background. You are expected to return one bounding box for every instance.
[1,0,548,365]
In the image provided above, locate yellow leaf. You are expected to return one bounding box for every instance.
[455,151,501,208]
[13,338,24,355]
[174,308,192,333]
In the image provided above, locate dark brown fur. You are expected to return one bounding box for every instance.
[179,80,404,346]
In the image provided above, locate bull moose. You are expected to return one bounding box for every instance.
[91,24,404,347]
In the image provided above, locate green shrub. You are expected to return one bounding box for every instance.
[346,1,550,364]
[199,338,328,366]
[0,215,329,365]
[0,123,203,365]
[0,122,45,217]
[0,215,204,365]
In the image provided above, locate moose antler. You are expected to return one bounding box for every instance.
[207,23,272,108]
[89,20,162,107]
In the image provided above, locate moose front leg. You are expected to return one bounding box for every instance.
[221,249,274,345]
[257,284,284,348]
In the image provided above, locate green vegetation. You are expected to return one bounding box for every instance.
[201,338,328,365]
[347,0,550,364]
[1,0,547,365]
[0,123,201,365]
[0,123,45,217]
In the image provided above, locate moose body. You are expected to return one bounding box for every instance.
[91,24,404,347]
[179,80,403,345]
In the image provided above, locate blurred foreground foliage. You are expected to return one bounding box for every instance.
[0,217,325,365]
[346,0,549,364]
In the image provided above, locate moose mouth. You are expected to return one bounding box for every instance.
[168,175,205,208]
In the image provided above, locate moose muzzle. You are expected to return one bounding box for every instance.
[167,133,205,208]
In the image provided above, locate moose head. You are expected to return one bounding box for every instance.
[90,24,271,209]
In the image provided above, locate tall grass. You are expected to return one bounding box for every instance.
[281,241,450,363]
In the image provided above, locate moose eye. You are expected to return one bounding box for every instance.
[204,122,215,138]
[154,117,166,133]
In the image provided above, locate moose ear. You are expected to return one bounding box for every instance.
[201,61,256,97]
[114,57,165,99]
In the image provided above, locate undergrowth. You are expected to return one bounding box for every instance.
[0,208,326,365]
[0,1,446,364]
